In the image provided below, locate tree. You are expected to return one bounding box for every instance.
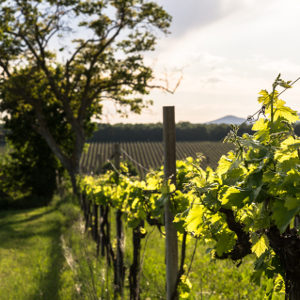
[183,75,300,299]
[0,0,171,193]
[0,68,72,207]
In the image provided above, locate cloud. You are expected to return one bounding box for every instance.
[111,0,300,124]
[156,0,218,36]
[156,0,251,37]
[156,0,264,38]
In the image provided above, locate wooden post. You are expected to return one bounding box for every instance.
[114,143,121,172]
[92,204,100,255]
[163,106,178,300]
[114,143,125,296]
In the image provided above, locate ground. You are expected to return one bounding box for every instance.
[0,205,76,300]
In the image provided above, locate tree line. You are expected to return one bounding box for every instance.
[89,122,300,142]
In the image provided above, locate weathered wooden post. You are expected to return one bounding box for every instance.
[163,106,178,300]
[114,143,125,296]
[92,203,99,253]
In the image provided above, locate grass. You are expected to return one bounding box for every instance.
[0,197,285,299]
[63,211,284,300]
[0,200,78,300]
[129,227,265,299]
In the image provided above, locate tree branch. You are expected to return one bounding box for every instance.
[77,6,128,123]
[218,207,252,261]
[0,60,11,77]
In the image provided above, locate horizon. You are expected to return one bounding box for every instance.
[95,115,249,125]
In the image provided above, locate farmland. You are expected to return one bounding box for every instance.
[80,141,233,176]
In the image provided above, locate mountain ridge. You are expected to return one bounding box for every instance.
[207,115,246,125]
[208,112,300,125]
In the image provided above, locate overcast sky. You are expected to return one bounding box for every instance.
[104,0,300,124]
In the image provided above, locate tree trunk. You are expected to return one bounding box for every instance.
[69,170,79,196]
[171,232,187,300]
[84,199,92,232]
[288,283,300,300]
[33,105,83,196]
[92,204,99,245]
[105,207,113,266]
[284,248,300,300]
[267,226,300,300]
[99,205,106,257]
[129,222,145,300]
[114,210,125,297]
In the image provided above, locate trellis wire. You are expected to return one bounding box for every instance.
[121,148,151,173]
[238,75,300,127]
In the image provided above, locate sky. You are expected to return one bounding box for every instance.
[103,0,300,124]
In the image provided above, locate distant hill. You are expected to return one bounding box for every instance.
[207,115,246,125]
[208,112,300,125]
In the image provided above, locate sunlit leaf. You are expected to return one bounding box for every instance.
[251,234,269,257]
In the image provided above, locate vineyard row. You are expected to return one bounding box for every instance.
[80,141,233,176]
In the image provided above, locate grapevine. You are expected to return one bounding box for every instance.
[183,75,300,299]
[79,75,300,299]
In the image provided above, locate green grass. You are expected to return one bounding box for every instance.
[130,227,265,299]
[65,212,283,300]
[0,199,285,299]
[0,202,77,300]
[140,228,285,299]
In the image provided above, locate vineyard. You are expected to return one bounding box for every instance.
[78,77,300,300]
[80,141,233,176]
[1,0,300,299]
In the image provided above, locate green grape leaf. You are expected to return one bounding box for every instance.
[220,186,250,208]
[252,118,269,131]
[274,100,299,123]
[271,200,300,233]
[216,155,233,176]
[178,275,192,299]
[258,89,270,105]
[215,230,236,256]
[185,205,204,236]
[251,234,269,257]
[284,196,300,211]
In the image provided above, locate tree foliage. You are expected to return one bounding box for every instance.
[89,122,253,142]
[0,0,171,192]
[0,68,71,207]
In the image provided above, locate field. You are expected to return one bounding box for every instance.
[80,141,233,176]
[0,141,232,176]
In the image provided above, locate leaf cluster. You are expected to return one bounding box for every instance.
[183,75,299,298]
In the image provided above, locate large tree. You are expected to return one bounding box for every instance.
[0,0,171,193]
[0,68,73,206]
